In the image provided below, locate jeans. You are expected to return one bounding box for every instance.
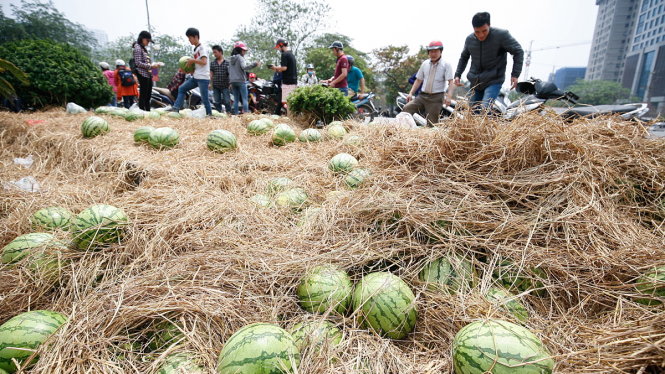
[121,96,135,109]
[470,83,502,111]
[231,81,249,114]
[337,87,349,96]
[174,77,212,115]
[109,95,117,107]
[213,87,231,113]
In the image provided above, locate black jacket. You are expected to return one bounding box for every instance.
[454,27,524,90]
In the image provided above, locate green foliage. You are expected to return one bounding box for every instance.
[287,85,356,124]
[306,33,375,89]
[0,40,113,108]
[0,58,29,99]
[371,45,427,105]
[567,79,636,105]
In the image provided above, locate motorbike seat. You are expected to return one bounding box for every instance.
[565,104,641,117]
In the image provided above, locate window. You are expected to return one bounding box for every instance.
[636,50,655,99]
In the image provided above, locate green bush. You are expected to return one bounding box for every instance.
[0,39,112,108]
[287,85,356,124]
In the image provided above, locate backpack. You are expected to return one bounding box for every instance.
[117,69,136,87]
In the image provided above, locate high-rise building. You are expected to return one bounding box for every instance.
[552,67,588,90]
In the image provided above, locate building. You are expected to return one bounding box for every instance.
[552,67,587,90]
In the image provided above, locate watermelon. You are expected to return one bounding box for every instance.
[260,118,275,128]
[352,272,417,339]
[452,319,554,374]
[166,112,183,119]
[81,116,110,138]
[267,177,294,195]
[296,265,353,315]
[289,320,342,352]
[207,130,237,153]
[345,168,371,189]
[30,206,73,231]
[179,56,194,73]
[145,111,161,120]
[180,108,193,117]
[211,109,227,118]
[485,287,529,322]
[425,220,472,242]
[122,112,144,122]
[297,207,323,227]
[148,322,185,351]
[275,188,308,210]
[299,129,322,142]
[328,153,358,173]
[1,233,64,264]
[272,124,296,146]
[149,127,180,149]
[216,323,300,374]
[158,352,204,374]
[247,119,270,135]
[94,106,115,114]
[493,260,547,296]
[0,310,67,372]
[326,123,347,139]
[133,126,155,143]
[250,194,271,208]
[343,135,362,146]
[72,204,129,250]
[634,265,665,305]
[418,254,475,294]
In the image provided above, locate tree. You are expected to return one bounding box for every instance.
[0,58,29,99]
[305,34,375,89]
[566,80,636,105]
[371,45,427,105]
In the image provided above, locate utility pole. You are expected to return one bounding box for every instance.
[145,0,152,34]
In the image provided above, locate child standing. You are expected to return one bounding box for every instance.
[100,62,117,106]
[114,59,138,109]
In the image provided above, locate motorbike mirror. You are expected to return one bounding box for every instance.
[516,81,536,94]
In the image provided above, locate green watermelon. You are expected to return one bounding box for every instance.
[145,111,161,120]
[179,56,194,73]
[452,319,554,374]
[326,123,347,139]
[148,322,185,351]
[247,119,270,135]
[267,177,294,195]
[419,254,475,294]
[133,126,155,143]
[634,266,665,305]
[272,124,297,146]
[345,168,371,189]
[81,116,110,138]
[260,118,275,128]
[485,287,529,322]
[158,352,204,374]
[296,265,353,315]
[166,112,183,119]
[328,153,358,173]
[297,207,323,227]
[72,204,129,250]
[299,129,322,142]
[30,207,73,231]
[0,310,67,373]
[1,233,64,264]
[149,127,180,149]
[343,135,362,146]
[250,194,271,208]
[493,260,547,296]
[94,106,115,114]
[122,112,144,122]
[275,188,308,210]
[211,109,227,118]
[207,129,238,153]
[289,320,342,352]
[216,323,300,374]
[424,220,472,242]
[352,272,417,339]
[271,115,280,120]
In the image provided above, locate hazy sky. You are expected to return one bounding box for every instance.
[2,0,598,85]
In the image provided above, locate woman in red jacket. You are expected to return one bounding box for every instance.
[114,59,139,109]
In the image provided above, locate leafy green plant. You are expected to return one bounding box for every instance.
[0,40,113,108]
[287,85,356,124]
[0,58,29,99]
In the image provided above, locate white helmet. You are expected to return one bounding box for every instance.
[115,59,126,66]
[99,61,110,70]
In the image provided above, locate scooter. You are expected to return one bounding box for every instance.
[350,92,378,123]
[248,79,285,115]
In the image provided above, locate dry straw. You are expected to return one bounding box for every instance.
[0,109,664,373]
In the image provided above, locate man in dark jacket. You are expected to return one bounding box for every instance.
[454,12,524,111]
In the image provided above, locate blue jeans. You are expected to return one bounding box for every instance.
[470,83,502,111]
[174,77,212,115]
[231,81,249,114]
[337,87,349,96]
[213,87,231,113]
[109,95,117,107]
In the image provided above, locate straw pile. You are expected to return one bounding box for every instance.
[0,109,664,373]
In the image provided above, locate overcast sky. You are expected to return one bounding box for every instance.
[2,0,598,86]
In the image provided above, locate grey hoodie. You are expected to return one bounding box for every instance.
[228,54,259,83]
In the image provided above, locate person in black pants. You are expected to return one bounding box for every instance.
[132,31,159,111]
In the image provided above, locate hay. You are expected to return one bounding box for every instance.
[0,109,664,373]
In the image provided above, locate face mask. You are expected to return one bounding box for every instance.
[308,71,314,76]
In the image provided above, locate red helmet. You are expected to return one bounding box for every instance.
[248,73,256,79]
[426,41,444,50]
[234,41,248,51]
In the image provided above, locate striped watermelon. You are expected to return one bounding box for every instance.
[328,153,358,173]
[179,56,195,74]
[207,130,237,153]
[250,194,271,208]
[134,126,155,143]
[216,323,300,374]
[343,135,362,146]
[166,112,183,119]
[418,254,475,294]
[485,287,529,322]
[149,127,180,149]
[1,233,64,264]
[272,124,296,146]
[452,319,554,374]
[296,265,353,315]
[247,119,270,135]
[148,322,185,351]
[634,266,665,305]
[122,112,144,122]
[299,129,322,142]
[81,116,110,138]
[345,168,371,189]
[260,118,275,128]
[352,272,417,339]
[30,206,73,231]
[289,320,342,352]
[424,220,472,242]
[275,188,308,210]
[71,204,129,250]
[326,123,347,139]
[145,111,161,120]
[493,260,547,296]
[267,177,294,195]
[0,310,67,373]
[158,352,204,374]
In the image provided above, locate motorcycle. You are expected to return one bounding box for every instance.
[248,79,285,115]
[394,92,457,124]
[350,92,378,123]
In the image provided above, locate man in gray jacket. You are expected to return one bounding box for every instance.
[454,12,524,111]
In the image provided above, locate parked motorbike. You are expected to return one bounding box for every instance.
[149,86,214,111]
[350,92,378,123]
[394,92,457,123]
[248,79,285,115]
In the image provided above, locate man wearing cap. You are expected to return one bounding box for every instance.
[269,38,297,112]
[324,41,349,96]
[454,12,524,111]
[403,41,455,126]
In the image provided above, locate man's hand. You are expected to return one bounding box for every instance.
[186,59,195,66]
[454,77,462,86]
[511,77,518,89]
[406,94,413,102]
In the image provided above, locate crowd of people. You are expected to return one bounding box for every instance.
[97,11,523,124]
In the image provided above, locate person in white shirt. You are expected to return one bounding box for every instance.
[171,27,212,116]
[403,41,455,126]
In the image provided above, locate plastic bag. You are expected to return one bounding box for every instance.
[191,107,206,119]
[395,112,417,128]
[66,102,87,114]
[13,155,34,168]
[5,176,40,192]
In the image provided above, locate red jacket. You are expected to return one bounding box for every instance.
[114,67,139,99]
